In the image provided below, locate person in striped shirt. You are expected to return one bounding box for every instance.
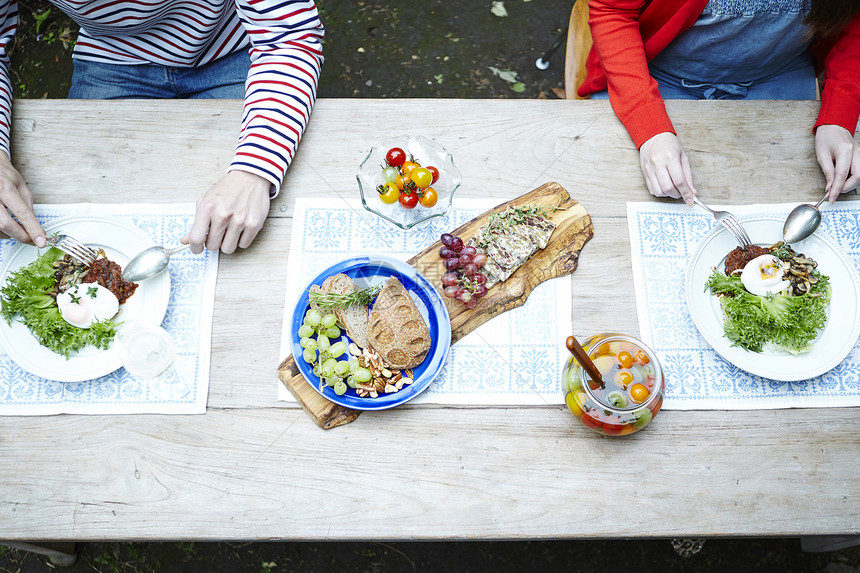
[0,0,323,254]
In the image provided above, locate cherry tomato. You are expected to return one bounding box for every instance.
[614,370,634,388]
[629,383,649,404]
[601,418,627,436]
[385,147,406,167]
[401,161,419,178]
[394,174,406,190]
[377,182,399,204]
[580,411,603,431]
[634,349,650,365]
[596,343,612,355]
[381,166,399,184]
[565,392,583,417]
[618,351,634,369]
[411,167,433,189]
[399,191,418,209]
[427,165,440,183]
[419,187,438,208]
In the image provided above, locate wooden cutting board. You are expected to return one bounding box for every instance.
[277,182,594,429]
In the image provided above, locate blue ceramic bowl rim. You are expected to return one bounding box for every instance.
[290,255,452,411]
[356,135,462,230]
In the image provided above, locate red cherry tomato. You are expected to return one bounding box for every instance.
[399,191,419,209]
[580,411,603,431]
[601,419,627,436]
[427,165,440,183]
[385,147,406,167]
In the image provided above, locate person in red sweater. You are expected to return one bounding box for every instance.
[579,0,860,206]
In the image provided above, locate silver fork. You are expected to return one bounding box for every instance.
[692,196,753,248]
[45,234,98,266]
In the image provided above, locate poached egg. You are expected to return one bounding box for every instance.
[56,282,120,329]
[740,254,791,297]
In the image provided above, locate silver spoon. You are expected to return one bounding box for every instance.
[782,191,830,244]
[122,244,190,282]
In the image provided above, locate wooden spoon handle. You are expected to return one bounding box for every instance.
[565,335,603,385]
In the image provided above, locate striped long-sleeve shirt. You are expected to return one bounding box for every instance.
[0,0,324,191]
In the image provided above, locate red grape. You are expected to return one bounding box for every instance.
[465,297,478,309]
[445,258,460,271]
[474,285,488,297]
[440,233,454,247]
[449,237,464,252]
[439,246,456,259]
[441,272,458,286]
[458,253,472,266]
[463,263,477,277]
[444,286,459,298]
[472,253,487,267]
[462,245,477,257]
[473,273,487,285]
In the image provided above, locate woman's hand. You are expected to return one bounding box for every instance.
[639,132,698,205]
[0,153,45,247]
[815,124,860,202]
[183,170,272,254]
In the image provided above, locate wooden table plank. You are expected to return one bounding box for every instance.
[1,99,858,541]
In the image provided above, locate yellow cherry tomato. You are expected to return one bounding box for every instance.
[419,186,438,207]
[394,174,406,190]
[634,349,650,365]
[614,370,634,388]
[411,167,433,189]
[629,383,650,404]
[596,343,612,355]
[401,161,419,177]
[565,392,583,417]
[377,182,399,204]
[618,351,634,369]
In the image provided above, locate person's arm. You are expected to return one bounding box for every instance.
[813,13,860,202]
[184,0,324,254]
[0,0,45,246]
[588,0,697,204]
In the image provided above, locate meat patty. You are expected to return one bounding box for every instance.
[724,245,770,276]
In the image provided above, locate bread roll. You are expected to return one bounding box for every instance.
[367,276,431,369]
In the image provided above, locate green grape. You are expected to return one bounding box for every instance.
[302,348,316,364]
[346,375,357,389]
[329,341,347,358]
[334,360,351,377]
[353,367,372,383]
[298,324,314,338]
[304,309,322,327]
[317,334,330,352]
[325,376,339,387]
[304,338,318,352]
[324,326,341,339]
[333,380,348,396]
[321,313,338,328]
[349,358,360,373]
[321,358,337,378]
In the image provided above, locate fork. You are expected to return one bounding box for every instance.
[692,196,753,248]
[45,234,98,266]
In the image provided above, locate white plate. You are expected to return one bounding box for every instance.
[0,217,170,381]
[685,215,860,381]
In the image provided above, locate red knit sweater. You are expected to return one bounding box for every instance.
[579,0,860,148]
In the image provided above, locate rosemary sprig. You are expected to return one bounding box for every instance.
[308,283,382,310]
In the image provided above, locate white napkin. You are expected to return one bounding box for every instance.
[278,198,572,406]
[628,200,860,409]
[0,203,218,415]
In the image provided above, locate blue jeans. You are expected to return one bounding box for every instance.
[590,59,817,101]
[68,50,250,99]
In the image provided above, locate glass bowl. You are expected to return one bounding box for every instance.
[562,333,665,436]
[356,135,461,230]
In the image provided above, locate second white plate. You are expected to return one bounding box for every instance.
[685,216,860,381]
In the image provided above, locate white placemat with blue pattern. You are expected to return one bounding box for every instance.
[278,198,571,405]
[628,200,860,409]
[0,203,218,415]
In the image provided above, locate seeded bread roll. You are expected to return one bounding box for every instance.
[367,276,431,369]
[309,274,370,349]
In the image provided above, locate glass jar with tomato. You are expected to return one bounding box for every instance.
[562,333,664,436]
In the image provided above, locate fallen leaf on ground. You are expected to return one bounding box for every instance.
[490,1,508,17]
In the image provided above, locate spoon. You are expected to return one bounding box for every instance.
[122,244,190,282]
[782,191,830,244]
[565,335,604,386]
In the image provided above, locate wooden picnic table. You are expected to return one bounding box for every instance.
[1,99,858,546]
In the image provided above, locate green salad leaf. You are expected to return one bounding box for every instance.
[704,269,831,354]
[1,247,118,359]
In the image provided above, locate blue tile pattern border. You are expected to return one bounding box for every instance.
[628,201,860,409]
[279,199,571,405]
[0,204,218,415]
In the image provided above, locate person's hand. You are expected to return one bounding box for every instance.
[814,124,860,203]
[0,152,45,247]
[183,170,272,254]
[638,132,698,205]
